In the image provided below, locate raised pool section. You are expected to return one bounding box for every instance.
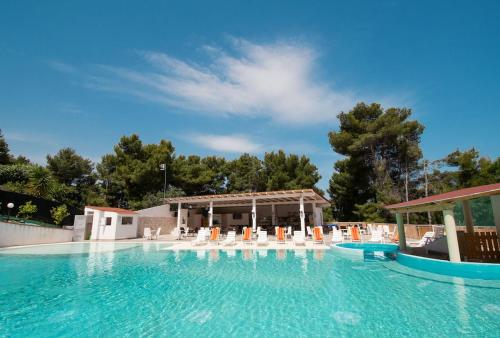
[396,253,500,281]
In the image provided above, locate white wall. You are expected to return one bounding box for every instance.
[87,208,138,240]
[0,221,73,248]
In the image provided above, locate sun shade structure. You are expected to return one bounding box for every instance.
[164,189,329,237]
[385,183,500,263]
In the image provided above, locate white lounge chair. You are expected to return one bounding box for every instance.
[286,226,293,239]
[331,229,343,244]
[368,230,384,243]
[143,227,152,240]
[383,225,390,238]
[222,231,236,246]
[151,227,161,240]
[306,226,313,239]
[192,229,207,246]
[293,231,306,246]
[257,231,269,246]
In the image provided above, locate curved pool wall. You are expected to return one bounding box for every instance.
[332,243,399,261]
[397,253,500,280]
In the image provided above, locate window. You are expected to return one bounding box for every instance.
[121,217,133,225]
[233,213,242,220]
[105,217,112,226]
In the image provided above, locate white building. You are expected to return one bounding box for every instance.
[86,206,139,240]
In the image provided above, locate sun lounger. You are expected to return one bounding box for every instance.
[151,227,161,240]
[209,227,220,244]
[242,227,252,244]
[192,229,207,246]
[286,226,293,239]
[276,227,286,244]
[306,226,313,239]
[257,231,269,246]
[222,231,236,246]
[143,227,152,240]
[368,230,384,243]
[351,227,361,242]
[331,229,343,244]
[293,230,306,246]
[313,227,324,244]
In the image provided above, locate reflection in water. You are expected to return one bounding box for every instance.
[314,250,325,261]
[258,250,268,258]
[225,249,236,258]
[453,277,470,334]
[197,250,206,260]
[242,249,254,261]
[294,250,308,273]
[276,249,287,261]
[209,250,219,264]
[86,243,116,276]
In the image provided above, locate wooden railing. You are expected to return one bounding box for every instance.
[457,231,500,263]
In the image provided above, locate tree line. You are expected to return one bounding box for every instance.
[1,102,498,222]
[0,132,320,211]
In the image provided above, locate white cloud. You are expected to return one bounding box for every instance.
[189,134,261,153]
[86,39,356,124]
[46,60,77,74]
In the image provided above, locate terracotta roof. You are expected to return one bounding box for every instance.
[85,206,137,215]
[385,182,500,211]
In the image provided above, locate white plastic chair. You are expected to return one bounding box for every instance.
[331,229,343,244]
[306,226,313,238]
[257,231,269,246]
[368,230,384,243]
[286,226,293,238]
[222,231,236,246]
[383,225,390,238]
[293,231,306,246]
[143,227,152,240]
[192,229,207,246]
[152,227,161,240]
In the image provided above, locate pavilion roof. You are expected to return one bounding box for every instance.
[385,183,500,213]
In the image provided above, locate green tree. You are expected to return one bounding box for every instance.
[226,154,266,193]
[97,134,176,207]
[50,204,70,225]
[172,155,227,195]
[328,103,424,221]
[47,148,93,185]
[262,150,320,190]
[0,129,11,164]
[17,201,38,221]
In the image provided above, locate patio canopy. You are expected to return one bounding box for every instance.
[163,189,330,208]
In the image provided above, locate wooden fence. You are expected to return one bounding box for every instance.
[457,231,500,263]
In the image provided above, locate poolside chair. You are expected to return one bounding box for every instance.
[344,226,352,240]
[286,226,293,239]
[257,231,269,246]
[306,226,313,239]
[313,226,324,244]
[209,227,220,244]
[351,227,361,242]
[242,227,252,244]
[151,227,161,240]
[293,231,306,246]
[222,231,236,246]
[416,231,435,247]
[276,227,286,244]
[192,229,207,246]
[143,227,152,240]
[383,225,390,238]
[331,229,343,244]
[368,230,384,243]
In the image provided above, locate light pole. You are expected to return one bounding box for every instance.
[159,163,167,199]
[7,202,14,222]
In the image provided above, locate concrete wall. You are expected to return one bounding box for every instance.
[138,216,177,237]
[0,221,73,248]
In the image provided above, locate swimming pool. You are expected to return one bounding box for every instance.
[1,244,499,337]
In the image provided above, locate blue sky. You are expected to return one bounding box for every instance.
[1,0,499,191]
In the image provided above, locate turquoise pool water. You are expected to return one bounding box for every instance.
[1,244,499,337]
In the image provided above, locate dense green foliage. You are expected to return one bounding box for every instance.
[17,201,38,220]
[50,204,70,225]
[327,103,499,223]
[328,103,425,221]
[0,132,321,212]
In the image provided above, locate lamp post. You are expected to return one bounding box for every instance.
[159,163,167,199]
[7,202,14,222]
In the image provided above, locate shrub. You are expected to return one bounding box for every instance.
[17,201,38,221]
[51,205,70,225]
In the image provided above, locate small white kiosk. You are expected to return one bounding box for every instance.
[86,206,139,240]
